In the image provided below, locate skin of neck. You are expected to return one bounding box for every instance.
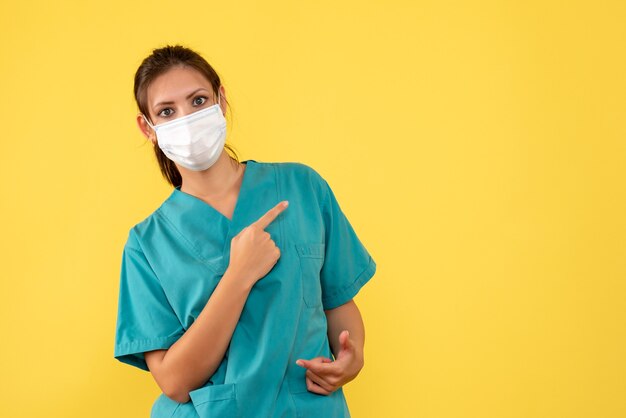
[178,150,244,199]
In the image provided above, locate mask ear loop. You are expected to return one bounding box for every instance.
[141,114,158,145]
[142,113,155,130]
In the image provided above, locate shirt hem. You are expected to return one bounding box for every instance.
[322,257,377,310]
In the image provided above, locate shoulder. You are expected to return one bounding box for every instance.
[255,160,331,208]
[123,201,170,253]
[264,160,329,189]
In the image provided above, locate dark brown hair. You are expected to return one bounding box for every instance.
[133,44,239,188]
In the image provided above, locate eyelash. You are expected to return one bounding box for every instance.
[158,96,208,118]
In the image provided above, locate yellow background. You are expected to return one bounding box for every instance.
[1,1,625,417]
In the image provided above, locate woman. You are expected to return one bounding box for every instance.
[113,45,377,418]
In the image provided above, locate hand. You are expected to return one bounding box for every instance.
[295,330,364,395]
[228,200,288,287]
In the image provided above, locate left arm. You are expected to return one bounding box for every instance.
[295,299,366,395]
[325,299,365,367]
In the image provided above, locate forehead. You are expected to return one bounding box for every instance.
[147,66,212,106]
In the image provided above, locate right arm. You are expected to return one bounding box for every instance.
[145,267,252,404]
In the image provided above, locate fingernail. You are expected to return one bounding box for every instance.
[283,201,289,207]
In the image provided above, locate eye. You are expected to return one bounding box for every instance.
[193,96,207,106]
[158,108,173,118]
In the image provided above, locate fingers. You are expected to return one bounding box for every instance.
[297,357,337,395]
[296,357,338,376]
[254,201,289,230]
[305,372,334,395]
[296,357,332,368]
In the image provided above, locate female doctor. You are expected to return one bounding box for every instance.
[114,44,377,418]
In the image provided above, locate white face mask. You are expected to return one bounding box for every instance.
[142,92,226,171]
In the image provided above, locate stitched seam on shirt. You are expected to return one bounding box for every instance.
[319,177,331,247]
[154,208,223,275]
[275,164,307,409]
[273,163,285,249]
[322,255,375,302]
[116,335,183,346]
[169,403,181,418]
[115,338,184,360]
[121,242,187,331]
[124,245,165,288]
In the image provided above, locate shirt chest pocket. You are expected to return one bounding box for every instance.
[295,243,325,308]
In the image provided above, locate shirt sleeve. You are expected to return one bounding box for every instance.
[113,229,186,372]
[317,176,377,310]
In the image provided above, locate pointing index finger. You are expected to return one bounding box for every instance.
[254,201,289,230]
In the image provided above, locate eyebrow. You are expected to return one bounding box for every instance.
[152,88,212,109]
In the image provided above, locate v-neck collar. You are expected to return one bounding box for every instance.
[158,158,281,276]
[171,159,256,226]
